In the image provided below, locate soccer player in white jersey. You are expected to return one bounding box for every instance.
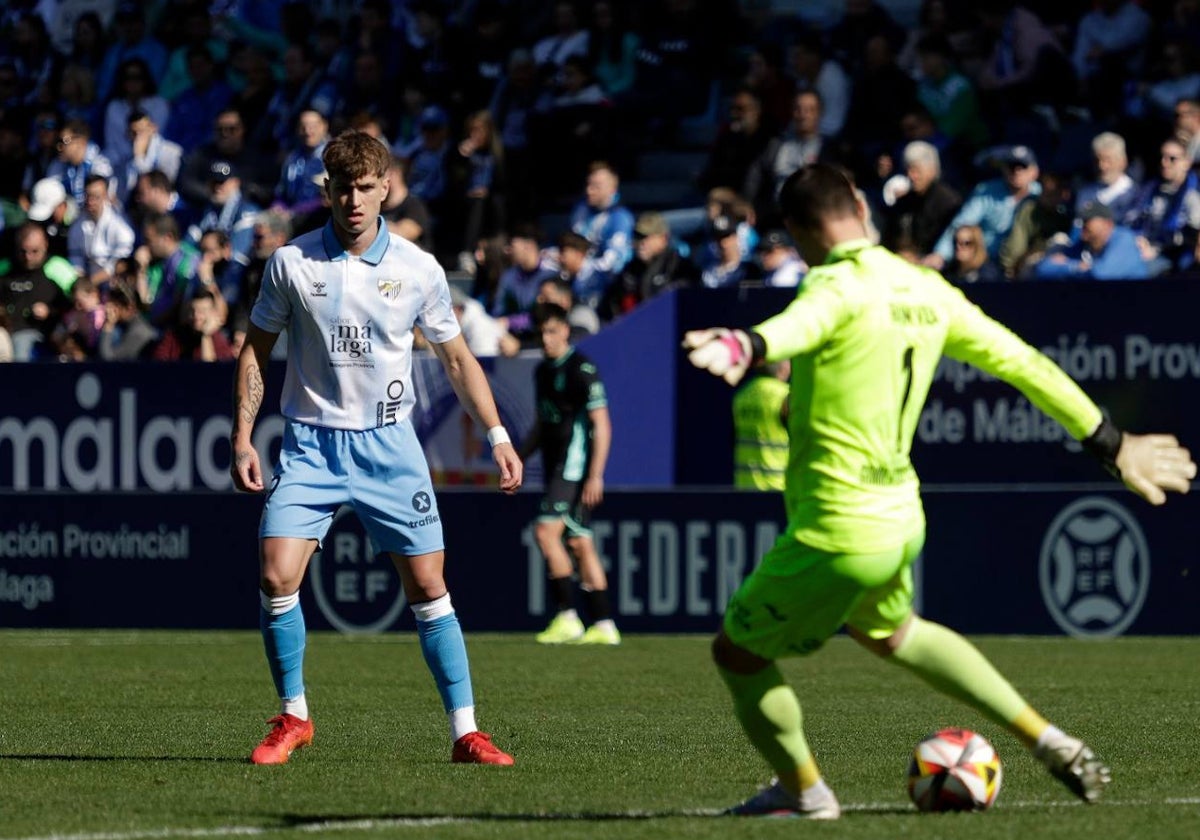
[230,130,523,766]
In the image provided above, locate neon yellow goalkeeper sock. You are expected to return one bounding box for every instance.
[717,664,820,792]
[889,617,1030,733]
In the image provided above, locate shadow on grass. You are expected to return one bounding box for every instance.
[277,803,915,825]
[0,753,245,763]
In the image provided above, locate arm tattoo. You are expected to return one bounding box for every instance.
[235,362,264,430]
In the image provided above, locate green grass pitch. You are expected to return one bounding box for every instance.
[0,632,1197,840]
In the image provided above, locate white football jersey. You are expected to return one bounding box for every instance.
[251,220,461,430]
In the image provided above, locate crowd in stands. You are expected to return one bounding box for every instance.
[1,0,1198,363]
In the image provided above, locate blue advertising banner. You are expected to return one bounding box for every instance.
[1,488,1194,637]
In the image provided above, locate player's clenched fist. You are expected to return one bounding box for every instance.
[682,328,753,386]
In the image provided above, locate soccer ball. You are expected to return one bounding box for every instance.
[908,727,1002,812]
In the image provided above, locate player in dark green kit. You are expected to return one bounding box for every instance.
[521,303,618,645]
[684,163,1195,818]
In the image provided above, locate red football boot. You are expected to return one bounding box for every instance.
[250,714,314,765]
[451,731,514,765]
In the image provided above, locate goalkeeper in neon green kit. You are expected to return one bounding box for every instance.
[683,163,1196,818]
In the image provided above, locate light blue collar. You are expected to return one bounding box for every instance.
[322,217,389,265]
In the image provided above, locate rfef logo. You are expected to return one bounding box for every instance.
[309,507,406,634]
[1038,496,1149,638]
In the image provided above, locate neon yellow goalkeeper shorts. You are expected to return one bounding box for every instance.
[722,530,925,660]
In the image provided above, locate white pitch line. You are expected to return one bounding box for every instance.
[5,799,1200,840]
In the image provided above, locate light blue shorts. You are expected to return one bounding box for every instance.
[260,419,444,556]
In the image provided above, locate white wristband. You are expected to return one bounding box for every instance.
[486,426,511,447]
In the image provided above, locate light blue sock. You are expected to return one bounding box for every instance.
[260,591,306,701]
[413,595,474,713]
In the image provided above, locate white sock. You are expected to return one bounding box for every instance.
[558,609,579,621]
[799,778,837,807]
[1036,724,1069,751]
[282,693,309,721]
[449,706,477,742]
[593,618,617,632]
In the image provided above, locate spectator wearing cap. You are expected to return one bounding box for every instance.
[263,42,339,150]
[46,118,113,207]
[882,140,962,258]
[186,160,261,268]
[382,155,434,253]
[928,144,1041,270]
[568,160,635,308]
[1124,135,1200,275]
[95,3,168,105]
[754,230,806,288]
[697,212,750,288]
[604,211,698,320]
[113,110,183,208]
[275,110,329,218]
[25,177,75,263]
[162,45,234,156]
[102,57,170,165]
[178,109,275,209]
[1073,132,1139,226]
[1034,201,1148,280]
[67,173,135,283]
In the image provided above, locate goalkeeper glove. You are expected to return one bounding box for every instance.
[682,328,753,386]
[1083,415,1195,506]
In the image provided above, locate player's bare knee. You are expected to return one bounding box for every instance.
[259,571,297,597]
[534,520,563,548]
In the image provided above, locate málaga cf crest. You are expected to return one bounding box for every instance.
[378,278,402,300]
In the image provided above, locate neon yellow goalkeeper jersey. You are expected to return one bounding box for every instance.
[753,239,1102,554]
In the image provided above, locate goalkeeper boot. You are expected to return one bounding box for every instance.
[575,622,621,645]
[726,778,840,819]
[250,714,314,765]
[535,612,584,644]
[451,731,515,765]
[1035,735,1111,803]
